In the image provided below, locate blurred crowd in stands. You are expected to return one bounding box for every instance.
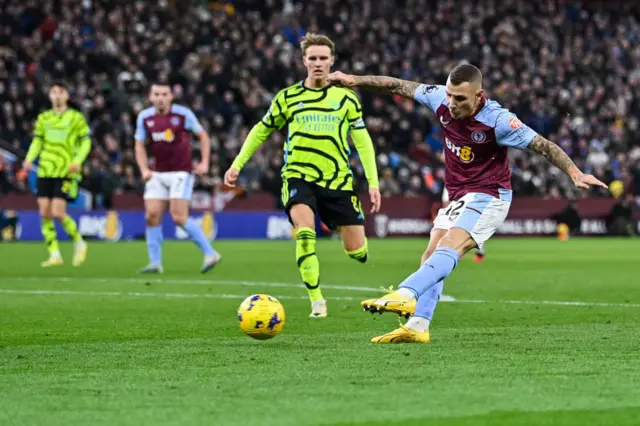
[0,0,639,206]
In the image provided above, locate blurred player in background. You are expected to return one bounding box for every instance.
[329,64,607,343]
[135,83,220,274]
[225,33,381,318]
[23,82,90,267]
[440,187,485,263]
[0,209,18,241]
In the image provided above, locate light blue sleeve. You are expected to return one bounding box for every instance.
[413,84,447,112]
[134,111,147,141]
[173,105,204,133]
[184,109,204,134]
[495,111,538,150]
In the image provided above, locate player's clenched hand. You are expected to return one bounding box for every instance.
[140,168,153,182]
[327,71,357,88]
[194,162,209,176]
[68,163,80,173]
[22,160,32,173]
[369,188,381,213]
[572,172,608,190]
[224,168,239,187]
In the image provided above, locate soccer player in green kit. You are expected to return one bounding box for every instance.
[225,34,381,318]
[23,82,91,267]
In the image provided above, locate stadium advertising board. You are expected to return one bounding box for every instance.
[8,210,293,241]
[364,197,634,238]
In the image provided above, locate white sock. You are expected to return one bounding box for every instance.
[395,287,416,300]
[406,316,430,332]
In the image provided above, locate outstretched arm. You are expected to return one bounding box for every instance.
[528,135,607,190]
[351,76,420,99]
[328,72,420,100]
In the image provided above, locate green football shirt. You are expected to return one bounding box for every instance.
[26,108,92,178]
[232,82,378,192]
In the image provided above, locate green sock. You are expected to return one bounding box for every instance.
[346,239,368,263]
[41,218,60,256]
[61,215,82,242]
[296,227,323,302]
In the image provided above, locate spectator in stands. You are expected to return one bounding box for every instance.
[607,193,636,236]
[0,0,638,203]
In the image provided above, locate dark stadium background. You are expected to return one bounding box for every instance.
[0,0,638,238]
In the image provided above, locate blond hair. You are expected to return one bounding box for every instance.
[300,33,335,56]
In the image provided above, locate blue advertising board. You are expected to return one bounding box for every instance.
[6,210,295,241]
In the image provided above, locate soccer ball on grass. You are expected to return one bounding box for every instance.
[237,294,286,340]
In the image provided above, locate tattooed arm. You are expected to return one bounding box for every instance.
[528,134,608,190]
[327,72,420,99]
[528,135,581,179]
[351,76,421,99]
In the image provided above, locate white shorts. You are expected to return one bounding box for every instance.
[442,188,449,203]
[144,171,194,200]
[433,190,511,250]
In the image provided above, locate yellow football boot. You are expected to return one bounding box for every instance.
[41,255,63,267]
[72,241,88,266]
[371,325,431,344]
[361,287,416,319]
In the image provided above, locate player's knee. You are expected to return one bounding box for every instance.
[145,211,162,227]
[170,212,188,226]
[52,212,65,222]
[437,229,476,256]
[50,207,66,221]
[343,234,368,264]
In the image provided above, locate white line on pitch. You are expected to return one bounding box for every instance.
[0,288,361,301]
[1,288,639,308]
[10,276,383,293]
[453,298,640,308]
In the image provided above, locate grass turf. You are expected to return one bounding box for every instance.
[0,238,639,426]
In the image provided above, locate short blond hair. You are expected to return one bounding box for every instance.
[300,33,335,56]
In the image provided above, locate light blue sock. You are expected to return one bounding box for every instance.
[182,218,216,257]
[146,225,163,266]
[399,247,459,298]
[415,280,444,320]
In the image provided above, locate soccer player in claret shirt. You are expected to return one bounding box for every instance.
[329,64,607,343]
[135,83,221,274]
[225,33,381,318]
[23,82,90,267]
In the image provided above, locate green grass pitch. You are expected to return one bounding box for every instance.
[1,238,639,426]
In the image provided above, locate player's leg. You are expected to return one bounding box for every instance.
[410,227,448,330]
[51,178,87,266]
[319,191,368,264]
[169,198,221,272]
[140,172,168,273]
[371,193,510,343]
[290,203,324,316]
[369,227,448,344]
[168,172,221,273]
[340,225,368,264]
[363,201,451,318]
[283,178,323,316]
[37,193,63,266]
[51,195,87,266]
[0,210,18,241]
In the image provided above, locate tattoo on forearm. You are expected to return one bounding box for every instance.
[354,76,420,99]
[528,135,577,176]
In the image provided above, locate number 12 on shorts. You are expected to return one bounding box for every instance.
[445,200,465,220]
